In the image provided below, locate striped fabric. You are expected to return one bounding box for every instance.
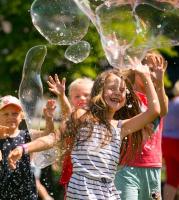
[66,122,122,200]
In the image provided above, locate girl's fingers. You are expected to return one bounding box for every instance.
[46,99,56,108]
[9,160,16,169]
[164,60,168,70]
[62,77,66,86]
[151,56,157,66]
[159,57,163,65]
[47,81,55,89]
[156,56,161,67]
[55,74,60,84]
[49,99,56,105]
[48,76,56,85]
[48,88,56,94]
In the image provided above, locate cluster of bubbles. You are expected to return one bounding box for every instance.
[27,0,179,68]
[18,0,179,168]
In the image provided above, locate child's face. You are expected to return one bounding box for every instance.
[70,84,92,109]
[103,74,126,112]
[0,105,23,131]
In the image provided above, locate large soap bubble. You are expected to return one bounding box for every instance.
[31,0,90,45]
[65,41,91,63]
[73,0,101,31]
[96,1,149,68]
[73,0,149,68]
[73,0,179,68]
[135,0,179,48]
[19,45,47,131]
[33,147,60,169]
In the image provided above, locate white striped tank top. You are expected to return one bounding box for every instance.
[66,121,122,200]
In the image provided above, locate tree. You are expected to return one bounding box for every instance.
[0,0,105,96]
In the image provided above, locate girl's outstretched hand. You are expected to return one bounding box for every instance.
[103,32,120,59]
[129,57,150,76]
[43,99,56,119]
[103,32,129,60]
[144,52,167,87]
[8,147,23,170]
[47,74,66,97]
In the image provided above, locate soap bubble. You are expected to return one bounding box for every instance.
[65,41,91,63]
[33,147,59,169]
[73,0,179,68]
[31,0,90,45]
[74,0,150,68]
[135,0,179,48]
[19,45,47,130]
[73,0,101,30]
[96,1,149,68]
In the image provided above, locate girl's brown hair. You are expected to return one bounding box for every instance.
[61,69,143,164]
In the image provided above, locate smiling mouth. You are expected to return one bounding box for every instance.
[110,98,121,103]
[78,102,87,107]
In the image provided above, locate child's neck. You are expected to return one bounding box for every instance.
[106,111,114,122]
[9,129,20,138]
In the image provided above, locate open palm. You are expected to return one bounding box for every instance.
[47,74,66,97]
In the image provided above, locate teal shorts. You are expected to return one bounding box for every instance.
[115,167,161,200]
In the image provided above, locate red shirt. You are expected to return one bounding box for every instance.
[121,92,163,168]
[59,152,72,186]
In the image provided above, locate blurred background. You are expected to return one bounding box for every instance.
[0,0,179,200]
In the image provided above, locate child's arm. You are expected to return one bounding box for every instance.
[8,132,57,170]
[121,58,160,138]
[36,179,54,200]
[149,53,168,117]
[47,74,72,121]
[30,99,56,140]
[43,99,56,134]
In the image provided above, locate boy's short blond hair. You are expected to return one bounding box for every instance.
[68,77,94,97]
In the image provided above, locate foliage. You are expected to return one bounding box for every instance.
[0,0,105,96]
[0,0,178,97]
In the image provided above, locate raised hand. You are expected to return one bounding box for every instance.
[43,99,56,119]
[103,32,129,59]
[104,32,120,59]
[47,74,66,97]
[142,52,167,87]
[8,147,23,169]
[128,57,150,76]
